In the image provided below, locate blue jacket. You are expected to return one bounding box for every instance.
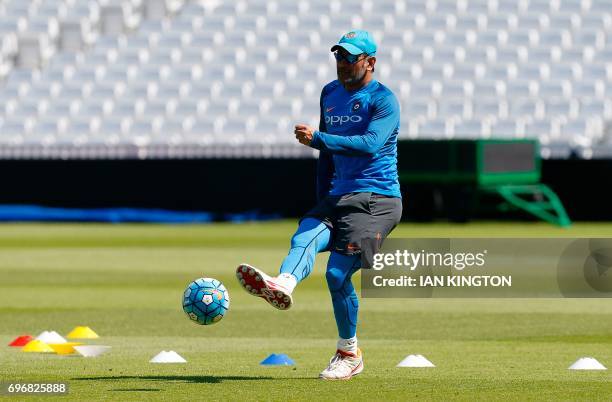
[311,79,401,200]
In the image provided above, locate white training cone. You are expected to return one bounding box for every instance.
[568,357,607,370]
[36,331,67,344]
[397,354,436,368]
[74,345,111,357]
[150,351,187,363]
[35,331,50,340]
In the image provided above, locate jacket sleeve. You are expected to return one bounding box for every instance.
[315,89,334,201]
[310,93,399,156]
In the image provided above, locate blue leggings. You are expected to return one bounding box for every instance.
[325,252,360,339]
[279,218,361,339]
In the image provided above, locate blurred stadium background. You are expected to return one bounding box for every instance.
[0,0,611,221]
[2,3,612,398]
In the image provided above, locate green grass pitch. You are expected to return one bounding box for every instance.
[1,221,612,401]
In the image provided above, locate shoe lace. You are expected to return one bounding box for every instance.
[326,352,347,371]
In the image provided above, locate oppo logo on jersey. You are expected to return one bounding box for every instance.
[325,115,363,125]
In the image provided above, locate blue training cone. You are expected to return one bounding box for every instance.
[260,353,295,366]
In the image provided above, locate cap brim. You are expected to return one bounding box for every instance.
[330,43,363,55]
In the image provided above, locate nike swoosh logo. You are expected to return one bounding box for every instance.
[326,107,335,112]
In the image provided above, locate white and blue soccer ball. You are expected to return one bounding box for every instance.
[182,278,230,325]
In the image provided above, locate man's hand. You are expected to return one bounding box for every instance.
[294,124,315,146]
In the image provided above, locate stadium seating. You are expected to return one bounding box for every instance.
[0,0,612,158]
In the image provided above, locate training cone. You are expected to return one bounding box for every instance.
[9,335,33,347]
[36,331,67,344]
[260,353,295,366]
[150,351,187,363]
[74,345,111,358]
[568,357,607,370]
[66,326,99,339]
[22,340,54,353]
[49,343,82,355]
[397,354,436,368]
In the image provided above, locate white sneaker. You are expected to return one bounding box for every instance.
[236,263,293,310]
[319,348,364,380]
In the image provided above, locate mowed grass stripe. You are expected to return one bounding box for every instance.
[0,222,611,401]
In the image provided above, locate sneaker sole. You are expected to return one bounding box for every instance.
[319,360,364,381]
[236,264,293,310]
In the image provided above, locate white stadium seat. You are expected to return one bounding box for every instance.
[0,0,610,157]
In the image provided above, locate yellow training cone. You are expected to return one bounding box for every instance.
[66,326,99,339]
[22,340,54,353]
[49,342,83,355]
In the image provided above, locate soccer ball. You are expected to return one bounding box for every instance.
[182,277,230,325]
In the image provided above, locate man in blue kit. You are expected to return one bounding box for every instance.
[236,30,402,380]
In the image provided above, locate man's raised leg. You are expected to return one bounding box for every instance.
[236,218,331,310]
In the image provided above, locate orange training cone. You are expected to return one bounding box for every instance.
[9,335,33,347]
